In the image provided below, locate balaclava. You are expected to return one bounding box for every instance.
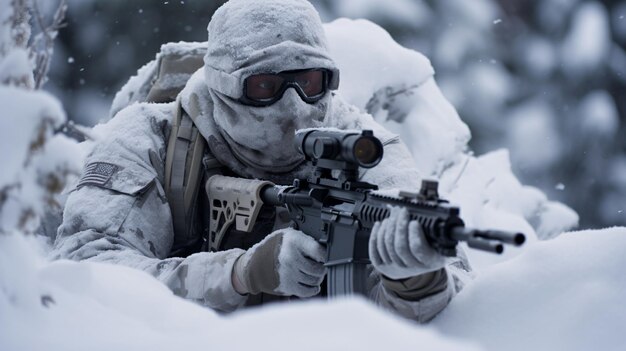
[201,0,339,182]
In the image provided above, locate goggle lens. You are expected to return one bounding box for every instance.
[245,74,286,100]
[294,70,325,97]
[243,69,329,106]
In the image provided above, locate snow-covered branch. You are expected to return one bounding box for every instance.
[31,0,67,89]
[0,0,33,88]
[0,0,81,235]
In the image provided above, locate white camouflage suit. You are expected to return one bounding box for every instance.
[53,0,472,322]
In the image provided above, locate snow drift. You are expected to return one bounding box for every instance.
[433,226,626,351]
[2,226,624,351]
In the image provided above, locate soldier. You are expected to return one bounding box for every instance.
[53,0,470,322]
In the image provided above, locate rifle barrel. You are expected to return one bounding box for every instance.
[451,227,525,254]
[477,230,526,246]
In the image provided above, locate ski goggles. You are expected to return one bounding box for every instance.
[239,68,336,107]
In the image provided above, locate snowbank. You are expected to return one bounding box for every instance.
[3,227,624,351]
[432,227,626,351]
[0,234,478,351]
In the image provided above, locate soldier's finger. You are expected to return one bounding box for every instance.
[296,283,321,298]
[385,208,407,267]
[395,209,420,267]
[408,220,437,263]
[299,255,326,277]
[298,268,325,286]
[369,221,383,265]
[377,217,393,264]
[293,230,326,264]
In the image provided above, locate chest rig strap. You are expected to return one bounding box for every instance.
[165,100,215,255]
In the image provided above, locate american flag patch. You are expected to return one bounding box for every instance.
[77,162,119,188]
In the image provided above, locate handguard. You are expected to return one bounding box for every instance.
[205,175,274,252]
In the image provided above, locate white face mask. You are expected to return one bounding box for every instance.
[210,87,330,172]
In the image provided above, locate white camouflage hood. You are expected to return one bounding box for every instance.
[199,0,339,178]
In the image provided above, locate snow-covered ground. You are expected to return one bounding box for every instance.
[1,12,623,351]
[2,226,624,351]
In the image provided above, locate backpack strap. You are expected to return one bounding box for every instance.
[165,99,222,255]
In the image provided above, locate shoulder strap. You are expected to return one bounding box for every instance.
[165,99,223,255]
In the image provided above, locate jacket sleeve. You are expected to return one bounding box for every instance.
[52,103,247,312]
[331,101,474,322]
[365,134,474,322]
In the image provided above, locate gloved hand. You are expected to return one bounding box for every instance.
[369,206,446,280]
[231,227,326,297]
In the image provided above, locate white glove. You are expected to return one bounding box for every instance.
[232,227,326,297]
[369,206,446,279]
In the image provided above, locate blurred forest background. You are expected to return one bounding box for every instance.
[44,0,626,229]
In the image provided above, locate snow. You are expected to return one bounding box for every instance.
[110,41,207,118]
[3,225,624,350]
[438,148,578,262]
[109,58,157,117]
[0,49,33,87]
[519,36,557,78]
[463,61,513,107]
[0,234,478,351]
[442,0,500,30]
[324,18,434,111]
[0,87,62,187]
[325,19,471,178]
[325,19,577,247]
[332,0,430,29]
[560,2,611,74]
[505,100,563,172]
[578,90,619,137]
[432,227,626,351]
[0,86,84,235]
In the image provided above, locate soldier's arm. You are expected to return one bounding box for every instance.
[52,103,247,312]
[364,136,473,322]
[338,104,474,322]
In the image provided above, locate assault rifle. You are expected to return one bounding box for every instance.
[205,129,525,297]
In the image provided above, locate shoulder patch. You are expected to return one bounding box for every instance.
[77,162,119,188]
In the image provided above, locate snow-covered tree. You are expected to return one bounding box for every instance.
[0,0,82,237]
